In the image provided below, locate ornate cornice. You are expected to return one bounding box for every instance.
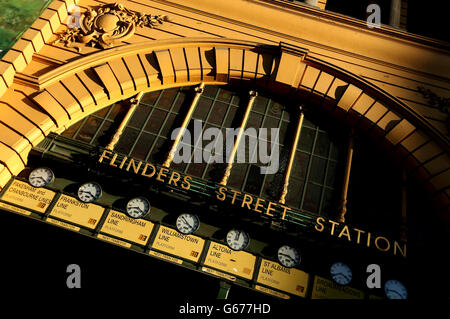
[53,2,168,51]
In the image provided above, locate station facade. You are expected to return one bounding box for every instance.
[0,0,449,299]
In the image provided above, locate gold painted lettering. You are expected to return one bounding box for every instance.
[329,220,339,236]
[279,204,290,220]
[98,150,112,163]
[254,197,265,213]
[242,194,253,209]
[109,153,119,167]
[374,236,390,252]
[182,175,192,190]
[393,241,407,258]
[156,168,169,182]
[266,201,276,217]
[354,228,365,244]
[230,190,241,204]
[126,158,142,174]
[315,217,325,232]
[338,225,351,241]
[141,163,156,178]
[168,171,181,186]
[217,186,227,201]
[119,156,128,169]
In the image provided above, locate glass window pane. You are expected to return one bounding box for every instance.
[156,89,178,110]
[93,106,109,118]
[315,132,331,157]
[62,120,83,138]
[115,127,139,155]
[193,97,212,121]
[128,105,152,129]
[291,151,310,180]
[321,189,337,216]
[227,164,247,189]
[160,113,177,137]
[253,95,268,113]
[246,112,263,129]
[75,116,101,143]
[298,127,315,152]
[148,137,167,163]
[92,121,113,147]
[267,101,283,118]
[309,156,327,184]
[208,102,228,126]
[286,178,304,208]
[140,91,161,106]
[145,109,167,134]
[224,106,238,127]
[131,133,155,160]
[203,86,218,99]
[186,162,207,178]
[243,165,265,195]
[302,183,322,213]
[217,88,232,103]
[172,90,189,113]
[107,103,127,121]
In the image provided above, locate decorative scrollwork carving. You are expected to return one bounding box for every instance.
[54,3,168,51]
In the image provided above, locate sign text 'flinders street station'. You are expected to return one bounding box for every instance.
[98,150,406,258]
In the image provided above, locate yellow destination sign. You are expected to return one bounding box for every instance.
[256,258,309,297]
[1,179,55,213]
[49,194,104,229]
[152,225,205,262]
[100,210,154,245]
[203,242,256,280]
[311,276,364,299]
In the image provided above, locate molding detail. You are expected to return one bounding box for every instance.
[53,3,168,51]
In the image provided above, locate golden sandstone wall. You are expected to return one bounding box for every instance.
[0,0,448,223]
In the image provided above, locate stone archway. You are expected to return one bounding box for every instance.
[0,38,448,217]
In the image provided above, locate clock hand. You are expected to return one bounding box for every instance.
[182,216,192,228]
[79,190,94,199]
[279,253,295,262]
[128,206,144,214]
[235,231,240,241]
[31,176,47,183]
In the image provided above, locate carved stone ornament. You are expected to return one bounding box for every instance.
[54,3,168,51]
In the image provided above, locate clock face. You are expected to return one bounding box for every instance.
[176,213,200,235]
[28,167,54,188]
[330,262,352,285]
[384,280,408,299]
[126,197,151,219]
[277,245,300,268]
[226,229,250,251]
[77,182,102,203]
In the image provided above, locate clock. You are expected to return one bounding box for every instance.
[384,280,408,299]
[277,245,300,268]
[330,262,352,285]
[176,213,200,235]
[77,182,102,203]
[226,229,250,251]
[28,167,55,188]
[126,197,151,219]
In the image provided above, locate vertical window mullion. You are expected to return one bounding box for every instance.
[317,141,333,215]
[299,126,320,211]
